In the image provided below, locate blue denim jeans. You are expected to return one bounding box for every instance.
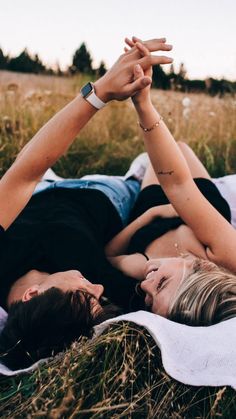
[34,175,140,226]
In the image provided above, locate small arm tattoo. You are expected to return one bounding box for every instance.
[157,170,174,175]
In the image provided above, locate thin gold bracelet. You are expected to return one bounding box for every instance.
[138,115,163,132]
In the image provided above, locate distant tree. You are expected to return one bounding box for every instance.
[205,77,235,97]
[71,42,93,74]
[97,60,107,77]
[167,63,177,90]
[168,63,175,77]
[152,65,170,90]
[0,48,8,69]
[178,62,187,79]
[8,49,46,73]
[33,53,46,73]
[175,62,188,91]
[55,61,63,76]
[185,79,206,93]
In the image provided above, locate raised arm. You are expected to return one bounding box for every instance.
[0,38,172,230]
[130,39,236,272]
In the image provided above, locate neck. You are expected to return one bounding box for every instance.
[7,270,49,308]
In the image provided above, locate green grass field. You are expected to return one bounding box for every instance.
[0,71,236,418]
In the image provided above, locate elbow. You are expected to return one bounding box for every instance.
[105,245,116,258]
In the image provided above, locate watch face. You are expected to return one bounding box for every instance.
[81,82,93,98]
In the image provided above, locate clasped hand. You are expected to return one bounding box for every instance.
[94,37,173,103]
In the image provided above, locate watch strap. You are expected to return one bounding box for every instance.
[85,90,106,110]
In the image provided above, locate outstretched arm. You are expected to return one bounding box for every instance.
[130,39,236,272]
[0,38,172,230]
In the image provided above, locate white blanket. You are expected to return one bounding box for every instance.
[213,174,236,228]
[1,306,236,390]
[94,311,236,389]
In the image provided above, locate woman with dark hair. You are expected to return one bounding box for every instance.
[0,38,173,370]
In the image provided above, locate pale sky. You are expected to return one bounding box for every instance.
[1,0,236,80]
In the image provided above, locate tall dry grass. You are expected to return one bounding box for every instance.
[1,71,236,178]
[1,323,236,418]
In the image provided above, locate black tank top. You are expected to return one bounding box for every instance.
[127,178,231,255]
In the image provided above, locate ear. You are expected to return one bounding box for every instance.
[22,285,40,302]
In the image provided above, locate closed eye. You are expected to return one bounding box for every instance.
[157,276,168,292]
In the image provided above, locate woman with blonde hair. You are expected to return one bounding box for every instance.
[105,37,236,327]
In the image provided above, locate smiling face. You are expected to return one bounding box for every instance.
[140,257,195,317]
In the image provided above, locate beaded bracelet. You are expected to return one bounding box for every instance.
[138,115,163,132]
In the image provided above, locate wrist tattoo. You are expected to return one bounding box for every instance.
[157,170,174,176]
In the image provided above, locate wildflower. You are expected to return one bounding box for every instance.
[183,108,190,120]
[182,97,191,107]
[24,90,37,100]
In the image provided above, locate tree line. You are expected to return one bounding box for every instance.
[0,43,235,96]
[0,43,106,78]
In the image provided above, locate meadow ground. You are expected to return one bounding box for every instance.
[0,71,236,418]
[1,70,236,178]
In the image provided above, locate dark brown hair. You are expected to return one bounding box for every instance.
[0,287,120,370]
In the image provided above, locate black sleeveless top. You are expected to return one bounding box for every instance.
[127,178,231,255]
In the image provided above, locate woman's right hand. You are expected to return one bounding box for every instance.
[126,38,153,106]
[94,37,173,103]
[125,36,172,106]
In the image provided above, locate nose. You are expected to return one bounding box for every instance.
[140,279,154,308]
[140,278,153,293]
[90,284,104,300]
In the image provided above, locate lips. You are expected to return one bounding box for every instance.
[145,260,159,272]
[145,271,155,280]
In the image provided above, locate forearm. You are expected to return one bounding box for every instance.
[105,207,157,256]
[108,254,145,280]
[13,95,96,182]
[135,100,192,189]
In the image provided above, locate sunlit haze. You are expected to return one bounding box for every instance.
[1,0,236,80]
